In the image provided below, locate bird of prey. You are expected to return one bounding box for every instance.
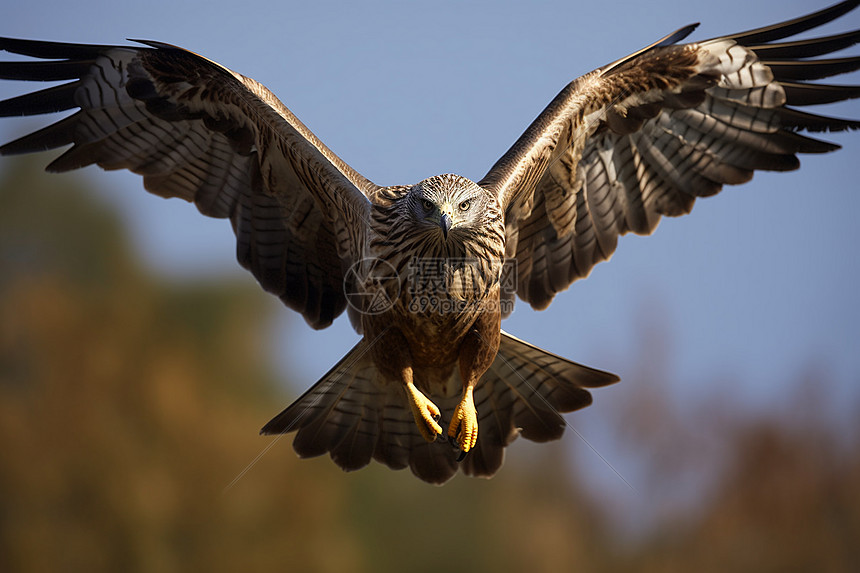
[1,2,858,484]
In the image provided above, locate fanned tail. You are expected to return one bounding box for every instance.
[262,332,618,484]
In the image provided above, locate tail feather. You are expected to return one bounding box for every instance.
[462,331,619,478]
[261,338,387,467]
[262,332,619,484]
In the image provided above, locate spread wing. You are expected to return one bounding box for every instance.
[481,0,860,312]
[0,37,378,329]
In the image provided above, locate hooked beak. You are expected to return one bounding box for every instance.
[439,212,453,239]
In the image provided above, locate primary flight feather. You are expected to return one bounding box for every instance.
[1,1,858,483]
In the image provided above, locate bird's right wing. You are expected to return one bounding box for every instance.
[0,38,378,329]
[480,1,860,313]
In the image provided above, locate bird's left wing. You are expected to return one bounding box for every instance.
[0,37,378,329]
[480,1,860,312]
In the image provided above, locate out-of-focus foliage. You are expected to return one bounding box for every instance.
[0,157,360,572]
[0,157,858,572]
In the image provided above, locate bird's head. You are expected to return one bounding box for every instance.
[406,174,498,241]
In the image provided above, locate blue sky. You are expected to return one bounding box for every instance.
[2,0,859,494]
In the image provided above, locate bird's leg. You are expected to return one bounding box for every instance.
[448,307,501,453]
[371,326,442,442]
[403,366,443,442]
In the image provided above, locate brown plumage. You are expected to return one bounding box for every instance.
[1,1,858,483]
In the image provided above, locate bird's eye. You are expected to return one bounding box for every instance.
[458,199,471,212]
[421,199,434,211]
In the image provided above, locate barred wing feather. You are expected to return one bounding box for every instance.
[0,37,377,329]
[484,0,860,312]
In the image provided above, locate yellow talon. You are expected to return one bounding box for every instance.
[447,389,478,452]
[405,382,442,442]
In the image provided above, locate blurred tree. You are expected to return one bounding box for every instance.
[587,319,860,572]
[0,158,360,572]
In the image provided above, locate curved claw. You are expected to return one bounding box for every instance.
[448,436,469,462]
[446,434,469,461]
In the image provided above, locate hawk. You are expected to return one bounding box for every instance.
[1,2,858,483]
